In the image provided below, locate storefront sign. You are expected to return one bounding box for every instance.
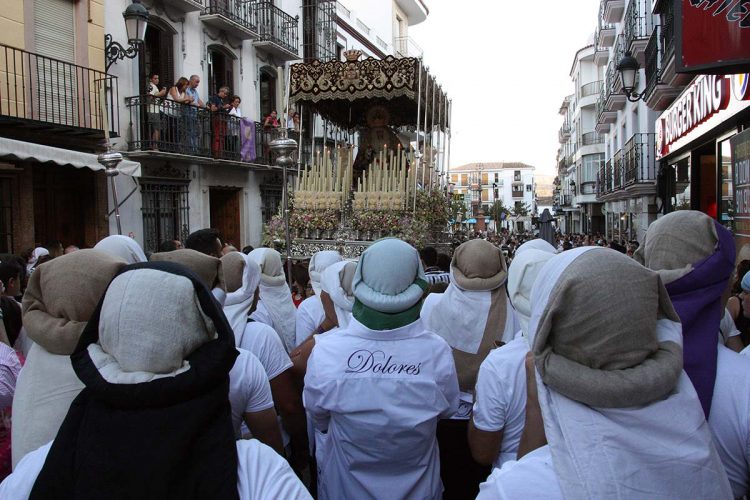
[656,74,750,160]
[677,0,750,74]
[732,128,750,237]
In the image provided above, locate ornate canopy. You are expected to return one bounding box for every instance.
[290,56,448,131]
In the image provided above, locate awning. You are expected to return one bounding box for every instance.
[0,137,141,176]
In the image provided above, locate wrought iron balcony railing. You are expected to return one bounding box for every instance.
[581,80,602,98]
[0,43,118,136]
[623,133,656,185]
[613,149,623,190]
[126,95,278,165]
[581,131,604,146]
[203,0,258,35]
[254,1,299,56]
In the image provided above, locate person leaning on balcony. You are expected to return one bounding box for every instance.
[146,73,166,150]
[228,95,242,157]
[186,75,204,152]
[263,110,280,129]
[165,77,192,149]
[209,87,232,159]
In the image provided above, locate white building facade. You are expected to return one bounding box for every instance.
[449,162,536,232]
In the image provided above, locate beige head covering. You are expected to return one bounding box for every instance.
[150,249,226,291]
[221,251,246,293]
[532,248,682,408]
[22,249,127,355]
[634,210,717,284]
[97,269,216,376]
[423,240,508,391]
[248,248,296,352]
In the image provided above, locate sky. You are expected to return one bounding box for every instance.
[410,0,602,176]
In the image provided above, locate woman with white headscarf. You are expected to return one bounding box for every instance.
[469,245,556,470]
[304,238,458,500]
[248,249,297,353]
[93,235,147,265]
[478,247,731,499]
[12,250,126,468]
[420,239,507,497]
[295,251,342,347]
[0,261,310,499]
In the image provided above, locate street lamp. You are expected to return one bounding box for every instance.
[616,51,644,102]
[105,0,149,72]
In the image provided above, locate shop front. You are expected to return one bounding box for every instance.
[656,74,750,242]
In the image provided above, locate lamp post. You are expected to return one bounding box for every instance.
[98,149,124,235]
[270,129,298,289]
[616,51,644,102]
[105,0,149,73]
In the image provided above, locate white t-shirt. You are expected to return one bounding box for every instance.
[720,308,741,344]
[476,445,562,500]
[472,336,528,468]
[0,440,312,500]
[304,318,459,500]
[237,321,293,381]
[295,295,325,347]
[708,344,750,498]
[229,349,275,438]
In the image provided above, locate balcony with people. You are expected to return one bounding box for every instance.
[201,0,261,40]
[125,90,282,167]
[253,1,300,61]
[0,43,118,152]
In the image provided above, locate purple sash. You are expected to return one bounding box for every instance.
[664,221,735,417]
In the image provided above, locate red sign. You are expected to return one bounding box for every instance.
[678,0,750,74]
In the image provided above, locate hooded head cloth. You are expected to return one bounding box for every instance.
[422,240,507,391]
[151,249,227,304]
[514,238,557,257]
[634,210,735,417]
[93,235,147,265]
[29,262,240,500]
[309,251,343,295]
[13,250,126,467]
[528,247,731,499]
[320,260,357,329]
[221,252,261,341]
[506,248,556,338]
[248,248,297,352]
[27,247,49,274]
[352,238,427,330]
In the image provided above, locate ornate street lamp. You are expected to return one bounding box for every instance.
[105,0,149,72]
[616,51,644,102]
[270,130,298,289]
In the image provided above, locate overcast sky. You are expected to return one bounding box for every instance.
[410,0,601,176]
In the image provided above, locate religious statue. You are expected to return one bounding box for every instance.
[353,105,404,173]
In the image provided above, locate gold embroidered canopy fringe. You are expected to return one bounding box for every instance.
[290,56,447,131]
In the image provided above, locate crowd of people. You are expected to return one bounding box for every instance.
[0,210,748,498]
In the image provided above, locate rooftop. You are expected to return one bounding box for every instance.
[450,162,535,172]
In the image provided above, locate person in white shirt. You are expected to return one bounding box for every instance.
[635,210,750,497]
[0,262,311,500]
[221,251,308,475]
[304,238,459,500]
[295,251,342,347]
[478,247,731,499]
[468,244,556,470]
[146,72,166,149]
[420,239,507,497]
[248,249,297,353]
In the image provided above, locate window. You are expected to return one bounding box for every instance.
[582,153,605,183]
[526,184,532,192]
[514,170,521,182]
[460,174,468,185]
[140,181,190,253]
[494,172,499,183]
[450,174,458,184]
[481,172,488,185]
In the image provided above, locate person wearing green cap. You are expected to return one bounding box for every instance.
[303,238,459,500]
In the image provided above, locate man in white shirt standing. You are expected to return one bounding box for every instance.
[304,238,459,500]
[146,72,166,149]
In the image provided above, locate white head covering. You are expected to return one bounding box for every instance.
[94,235,147,265]
[309,251,343,295]
[506,249,556,338]
[525,247,731,499]
[27,247,50,274]
[222,253,261,342]
[320,260,357,329]
[248,248,296,352]
[92,269,216,382]
[514,238,557,257]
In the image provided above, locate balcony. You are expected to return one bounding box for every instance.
[559,94,573,115]
[643,9,690,110]
[393,36,423,58]
[253,1,299,60]
[0,43,118,150]
[581,131,605,146]
[558,123,571,143]
[561,194,573,207]
[125,96,278,167]
[201,0,260,40]
[623,0,654,64]
[581,80,602,99]
[601,0,626,24]
[613,149,623,191]
[597,158,613,198]
[604,57,626,112]
[622,133,657,192]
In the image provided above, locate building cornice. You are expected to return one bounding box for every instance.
[336,16,387,59]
